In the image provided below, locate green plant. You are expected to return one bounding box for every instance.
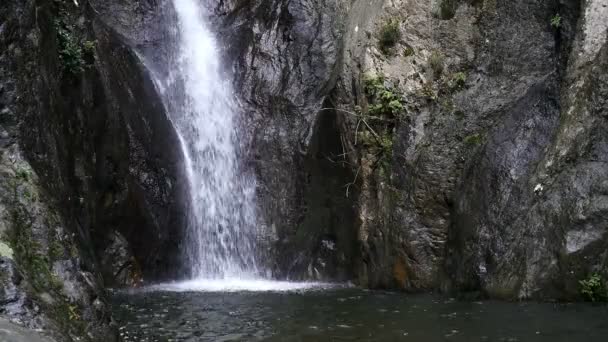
[15,168,30,182]
[463,133,483,146]
[357,74,404,177]
[82,40,96,65]
[68,304,80,321]
[579,273,608,302]
[378,20,401,55]
[55,20,84,75]
[364,76,404,118]
[437,0,458,20]
[403,46,415,57]
[550,14,562,28]
[420,82,437,101]
[449,72,467,90]
[428,51,445,76]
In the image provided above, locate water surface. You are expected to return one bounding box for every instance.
[112,285,608,341]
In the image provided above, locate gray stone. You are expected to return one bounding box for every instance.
[0,319,54,342]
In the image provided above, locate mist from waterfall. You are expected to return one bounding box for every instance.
[165,0,260,279]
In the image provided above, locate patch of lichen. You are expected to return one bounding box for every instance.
[5,165,87,338]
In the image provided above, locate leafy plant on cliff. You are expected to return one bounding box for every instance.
[428,51,445,77]
[463,133,483,146]
[364,75,404,118]
[378,20,401,55]
[448,72,467,91]
[55,20,84,75]
[579,273,608,302]
[550,14,562,29]
[357,75,404,175]
[435,0,458,20]
[82,40,97,65]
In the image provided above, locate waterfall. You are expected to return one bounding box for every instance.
[165,0,260,279]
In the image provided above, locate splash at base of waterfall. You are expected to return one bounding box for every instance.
[146,279,346,293]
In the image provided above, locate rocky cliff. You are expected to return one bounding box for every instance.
[211,0,608,300]
[1,0,187,340]
[0,0,607,340]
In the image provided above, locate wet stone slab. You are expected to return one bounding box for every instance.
[0,319,54,342]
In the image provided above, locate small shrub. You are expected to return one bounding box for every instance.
[428,51,445,77]
[378,20,401,55]
[403,46,415,57]
[449,72,467,91]
[15,169,30,182]
[579,273,608,302]
[420,82,437,101]
[550,14,562,28]
[437,0,458,20]
[82,40,96,65]
[363,75,403,118]
[55,20,84,75]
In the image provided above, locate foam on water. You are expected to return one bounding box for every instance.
[147,279,343,293]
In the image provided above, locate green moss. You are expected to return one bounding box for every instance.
[15,168,30,182]
[49,238,64,261]
[403,46,415,57]
[7,194,87,337]
[378,20,401,55]
[7,210,54,292]
[440,97,455,112]
[463,133,483,146]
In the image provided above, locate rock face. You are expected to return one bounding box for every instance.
[1,0,188,339]
[2,0,608,340]
[209,0,608,299]
[206,0,360,280]
[0,318,54,342]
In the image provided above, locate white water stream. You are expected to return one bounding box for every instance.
[170,0,259,280]
[144,0,333,292]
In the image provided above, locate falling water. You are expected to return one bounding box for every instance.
[166,0,260,279]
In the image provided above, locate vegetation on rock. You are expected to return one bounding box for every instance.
[436,0,458,20]
[463,133,483,146]
[55,19,84,76]
[428,51,445,77]
[355,75,405,176]
[579,274,608,302]
[378,20,401,55]
[550,14,562,28]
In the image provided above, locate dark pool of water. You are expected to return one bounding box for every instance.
[112,288,608,341]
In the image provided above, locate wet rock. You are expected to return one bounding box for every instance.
[212,0,608,300]
[100,231,142,287]
[213,0,359,281]
[0,258,23,312]
[0,318,54,342]
[1,0,186,339]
